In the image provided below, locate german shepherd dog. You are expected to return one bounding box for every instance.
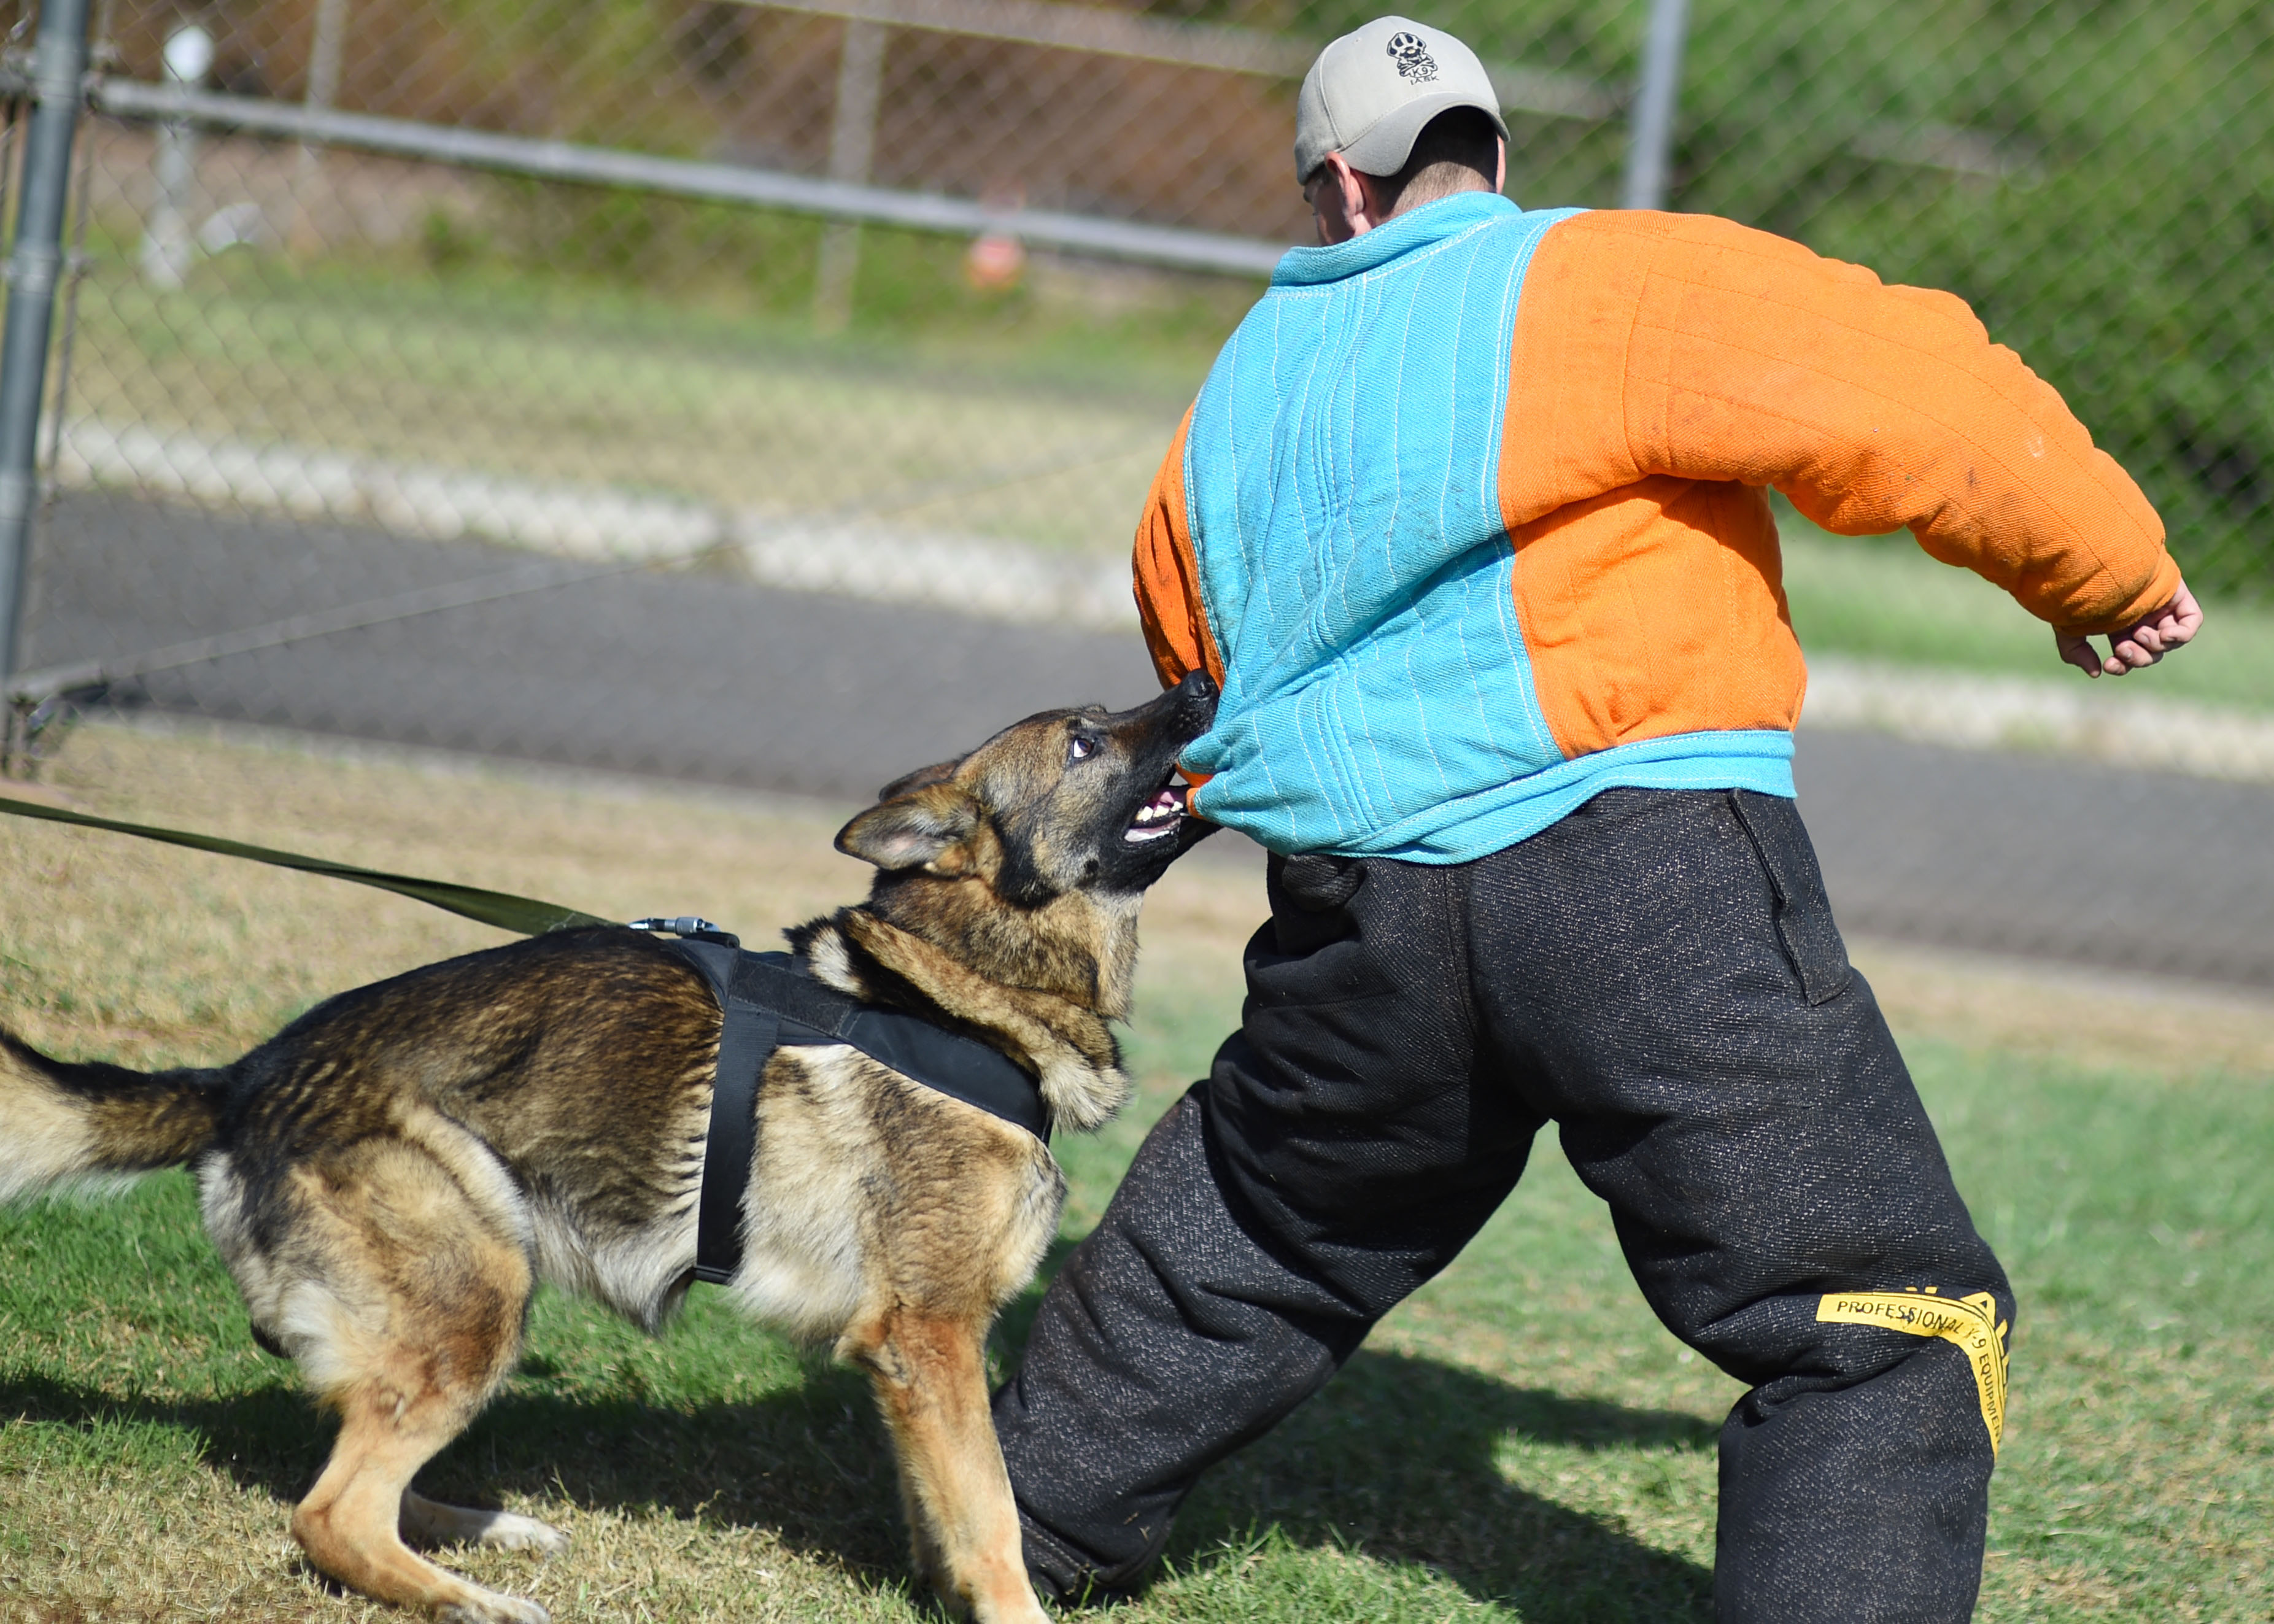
[0,671,1218,1624]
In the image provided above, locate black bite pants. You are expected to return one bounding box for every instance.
[994,788,2011,1623]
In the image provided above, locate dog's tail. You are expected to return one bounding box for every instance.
[0,1027,226,1202]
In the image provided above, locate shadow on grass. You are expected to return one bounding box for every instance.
[997,1235,1715,1620]
[1167,1348,1715,1622]
[0,1359,911,1585]
[2,1336,1713,1622]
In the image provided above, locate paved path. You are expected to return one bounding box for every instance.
[20,492,2274,991]
[21,492,1151,800]
[1793,731,2271,989]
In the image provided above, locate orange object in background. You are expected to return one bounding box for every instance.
[965,232,1026,291]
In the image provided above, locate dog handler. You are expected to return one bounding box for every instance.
[993,16,2202,1622]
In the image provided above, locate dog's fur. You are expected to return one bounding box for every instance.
[0,673,1217,1624]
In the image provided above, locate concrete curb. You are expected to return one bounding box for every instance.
[1801,657,2274,784]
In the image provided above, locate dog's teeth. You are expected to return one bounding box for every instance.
[1126,783,1186,841]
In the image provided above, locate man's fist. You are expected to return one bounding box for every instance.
[2055,579,2203,678]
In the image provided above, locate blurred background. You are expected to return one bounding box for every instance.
[0,0,2268,989]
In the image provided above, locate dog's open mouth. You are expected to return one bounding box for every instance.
[1124,774,1190,843]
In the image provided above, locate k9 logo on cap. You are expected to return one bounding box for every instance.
[1293,16,1507,183]
[1385,31,1439,83]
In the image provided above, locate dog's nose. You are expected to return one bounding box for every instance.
[1177,668,1218,703]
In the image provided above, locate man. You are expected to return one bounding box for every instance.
[992,16,2202,1622]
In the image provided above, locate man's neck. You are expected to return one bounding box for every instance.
[1312,138,1507,243]
[1386,174,1495,220]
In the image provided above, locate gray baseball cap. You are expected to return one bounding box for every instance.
[1294,17,1508,184]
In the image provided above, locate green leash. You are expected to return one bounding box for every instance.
[0,793,609,937]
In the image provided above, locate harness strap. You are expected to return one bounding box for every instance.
[692,991,779,1286]
[657,932,1051,1285]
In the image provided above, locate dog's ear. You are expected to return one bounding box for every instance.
[873,757,963,802]
[836,783,981,872]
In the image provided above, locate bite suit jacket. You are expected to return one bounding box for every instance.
[1132,193,2176,860]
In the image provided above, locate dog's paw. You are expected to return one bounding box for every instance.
[437,1593,550,1624]
[474,1510,570,1556]
[402,1493,569,1556]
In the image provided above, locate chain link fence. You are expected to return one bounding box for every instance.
[0,0,2268,984]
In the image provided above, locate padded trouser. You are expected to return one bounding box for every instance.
[994,788,2012,1624]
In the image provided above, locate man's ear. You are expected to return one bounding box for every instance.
[835,783,981,871]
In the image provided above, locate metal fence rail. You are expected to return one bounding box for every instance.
[0,0,88,685]
[74,76,1292,274]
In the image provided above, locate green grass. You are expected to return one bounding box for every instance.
[5,958,2269,1619]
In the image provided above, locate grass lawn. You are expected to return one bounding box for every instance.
[2,720,2268,1620]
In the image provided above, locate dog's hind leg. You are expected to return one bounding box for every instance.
[277,1132,554,1623]
[845,1307,1048,1624]
[295,1391,549,1624]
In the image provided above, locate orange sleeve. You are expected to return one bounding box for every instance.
[1502,210,2178,637]
[1131,405,1224,690]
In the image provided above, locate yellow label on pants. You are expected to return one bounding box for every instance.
[1816,1289,2010,1453]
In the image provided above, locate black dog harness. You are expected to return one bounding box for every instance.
[638,921,1051,1285]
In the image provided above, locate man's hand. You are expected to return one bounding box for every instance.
[2055,579,2203,678]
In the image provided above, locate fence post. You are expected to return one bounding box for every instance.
[292,0,352,250]
[0,0,92,750]
[139,23,212,288]
[814,18,888,333]
[1620,0,1688,211]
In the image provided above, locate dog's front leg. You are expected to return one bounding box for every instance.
[843,1307,1048,1624]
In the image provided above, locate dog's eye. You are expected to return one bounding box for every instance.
[1067,735,1095,763]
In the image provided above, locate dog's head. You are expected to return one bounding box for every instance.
[819,672,1217,1120]
[835,669,1219,907]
